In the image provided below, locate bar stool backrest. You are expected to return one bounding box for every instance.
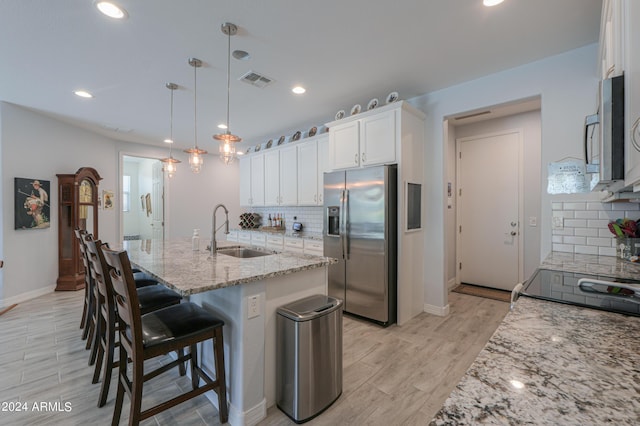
[101,248,144,358]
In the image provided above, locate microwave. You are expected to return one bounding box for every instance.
[584,75,625,190]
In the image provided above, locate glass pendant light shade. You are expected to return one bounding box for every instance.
[219,141,237,165]
[183,57,207,173]
[160,82,181,178]
[214,22,241,163]
[185,147,206,173]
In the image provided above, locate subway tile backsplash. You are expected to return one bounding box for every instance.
[552,201,640,256]
[243,206,324,235]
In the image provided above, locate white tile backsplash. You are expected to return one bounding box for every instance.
[244,206,324,235]
[552,201,640,257]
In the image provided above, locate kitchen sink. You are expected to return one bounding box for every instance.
[217,247,272,258]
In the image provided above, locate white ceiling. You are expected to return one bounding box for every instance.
[0,0,602,152]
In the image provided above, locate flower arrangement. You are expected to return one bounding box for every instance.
[608,218,640,238]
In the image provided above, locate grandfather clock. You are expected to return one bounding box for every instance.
[56,167,102,291]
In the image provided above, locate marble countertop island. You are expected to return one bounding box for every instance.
[123,238,335,295]
[431,253,640,425]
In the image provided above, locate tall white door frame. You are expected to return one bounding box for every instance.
[119,153,169,242]
[455,128,524,290]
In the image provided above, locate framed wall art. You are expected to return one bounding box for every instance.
[103,190,114,210]
[15,177,51,230]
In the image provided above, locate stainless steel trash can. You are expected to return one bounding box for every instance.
[276,294,343,423]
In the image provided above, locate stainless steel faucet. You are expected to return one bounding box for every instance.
[211,204,230,253]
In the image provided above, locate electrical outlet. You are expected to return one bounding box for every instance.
[248,295,260,319]
[552,216,564,229]
[529,216,537,227]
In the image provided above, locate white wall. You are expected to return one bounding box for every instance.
[410,43,601,312]
[0,102,240,305]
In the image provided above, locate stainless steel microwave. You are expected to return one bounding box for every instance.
[584,75,625,190]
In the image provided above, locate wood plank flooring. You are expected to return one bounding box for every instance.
[0,290,509,425]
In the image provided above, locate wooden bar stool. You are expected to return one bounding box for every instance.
[74,228,93,338]
[85,239,183,408]
[102,247,228,425]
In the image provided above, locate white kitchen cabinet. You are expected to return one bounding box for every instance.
[317,136,329,205]
[251,232,267,248]
[284,236,304,254]
[328,103,398,170]
[599,0,625,79]
[264,145,297,206]
[266,233,284,251]
[624,0,640,187]
[297,141,318,205]
[226,230,238,242]
[297,135,330,206]
[239,155,265,206]
[303,239,323,256]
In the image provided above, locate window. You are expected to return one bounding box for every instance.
[122,175,131,212]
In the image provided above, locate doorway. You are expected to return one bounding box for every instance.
[121,155,165,242]
[456,130,523,291]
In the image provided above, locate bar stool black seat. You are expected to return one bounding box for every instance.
[102,246,228,425]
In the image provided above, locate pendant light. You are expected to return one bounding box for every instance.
[160,82,181,178]
[184,57,207,173]
[214,22,241,165]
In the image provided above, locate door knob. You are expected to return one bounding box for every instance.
[510,231,517,236]
[510,222,517,227]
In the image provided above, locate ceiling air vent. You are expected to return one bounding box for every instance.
[239,70,274,88]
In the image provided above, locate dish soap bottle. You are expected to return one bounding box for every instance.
[192,229,200,251]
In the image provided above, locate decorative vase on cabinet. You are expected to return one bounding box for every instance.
[56,167,102,291]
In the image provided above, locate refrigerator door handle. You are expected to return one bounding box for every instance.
[343,189,350,260]
[339,189,346,259]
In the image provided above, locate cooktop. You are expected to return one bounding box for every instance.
[521,268,640,317]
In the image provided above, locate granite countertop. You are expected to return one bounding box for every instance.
[540,251,640,280]
[432,252,640,425]
[431,296,640,425]
[122,238,335,296]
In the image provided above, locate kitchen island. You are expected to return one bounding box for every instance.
[123,238,336,426]
[431,252,640,424]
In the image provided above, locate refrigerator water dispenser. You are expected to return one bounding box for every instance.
[327,206,340,236]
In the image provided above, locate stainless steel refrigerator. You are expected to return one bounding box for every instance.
[323,165,397,326]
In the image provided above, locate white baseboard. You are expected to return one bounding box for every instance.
[423,302,450,316]
[447,278,457,291]
[0,285,55,308]
[208,394,265,426]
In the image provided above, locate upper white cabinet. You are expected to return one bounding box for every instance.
[239,154,265,206]
[599,0,625,79]
[622,0,640,187]
[297,135,330,206]
[328,103,399,170]
[264,145,297,205]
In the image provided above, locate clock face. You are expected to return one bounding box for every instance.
[79,179,93,203]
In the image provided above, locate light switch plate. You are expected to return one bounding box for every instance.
[529,216,537,227]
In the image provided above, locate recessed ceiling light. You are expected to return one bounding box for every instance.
[164,138,173,144]
[236,151,245,156]
[218,123,228,129]
[95,1,128,19]
[292,86,306,95]
[232,50,250,60]
[74,90,94,98]
[483,0,504,6]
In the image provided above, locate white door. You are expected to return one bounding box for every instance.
[151,161,164,241]
[457,130,521,291]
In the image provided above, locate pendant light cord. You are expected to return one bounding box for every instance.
[169,86,174,157]
[225,28,231,132]
[194,62,198,149]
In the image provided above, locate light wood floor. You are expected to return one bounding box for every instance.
[0,290,509,425]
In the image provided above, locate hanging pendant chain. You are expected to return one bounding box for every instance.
[169,87,174,157]
[226,30,231,131]
[194,63,198,149]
